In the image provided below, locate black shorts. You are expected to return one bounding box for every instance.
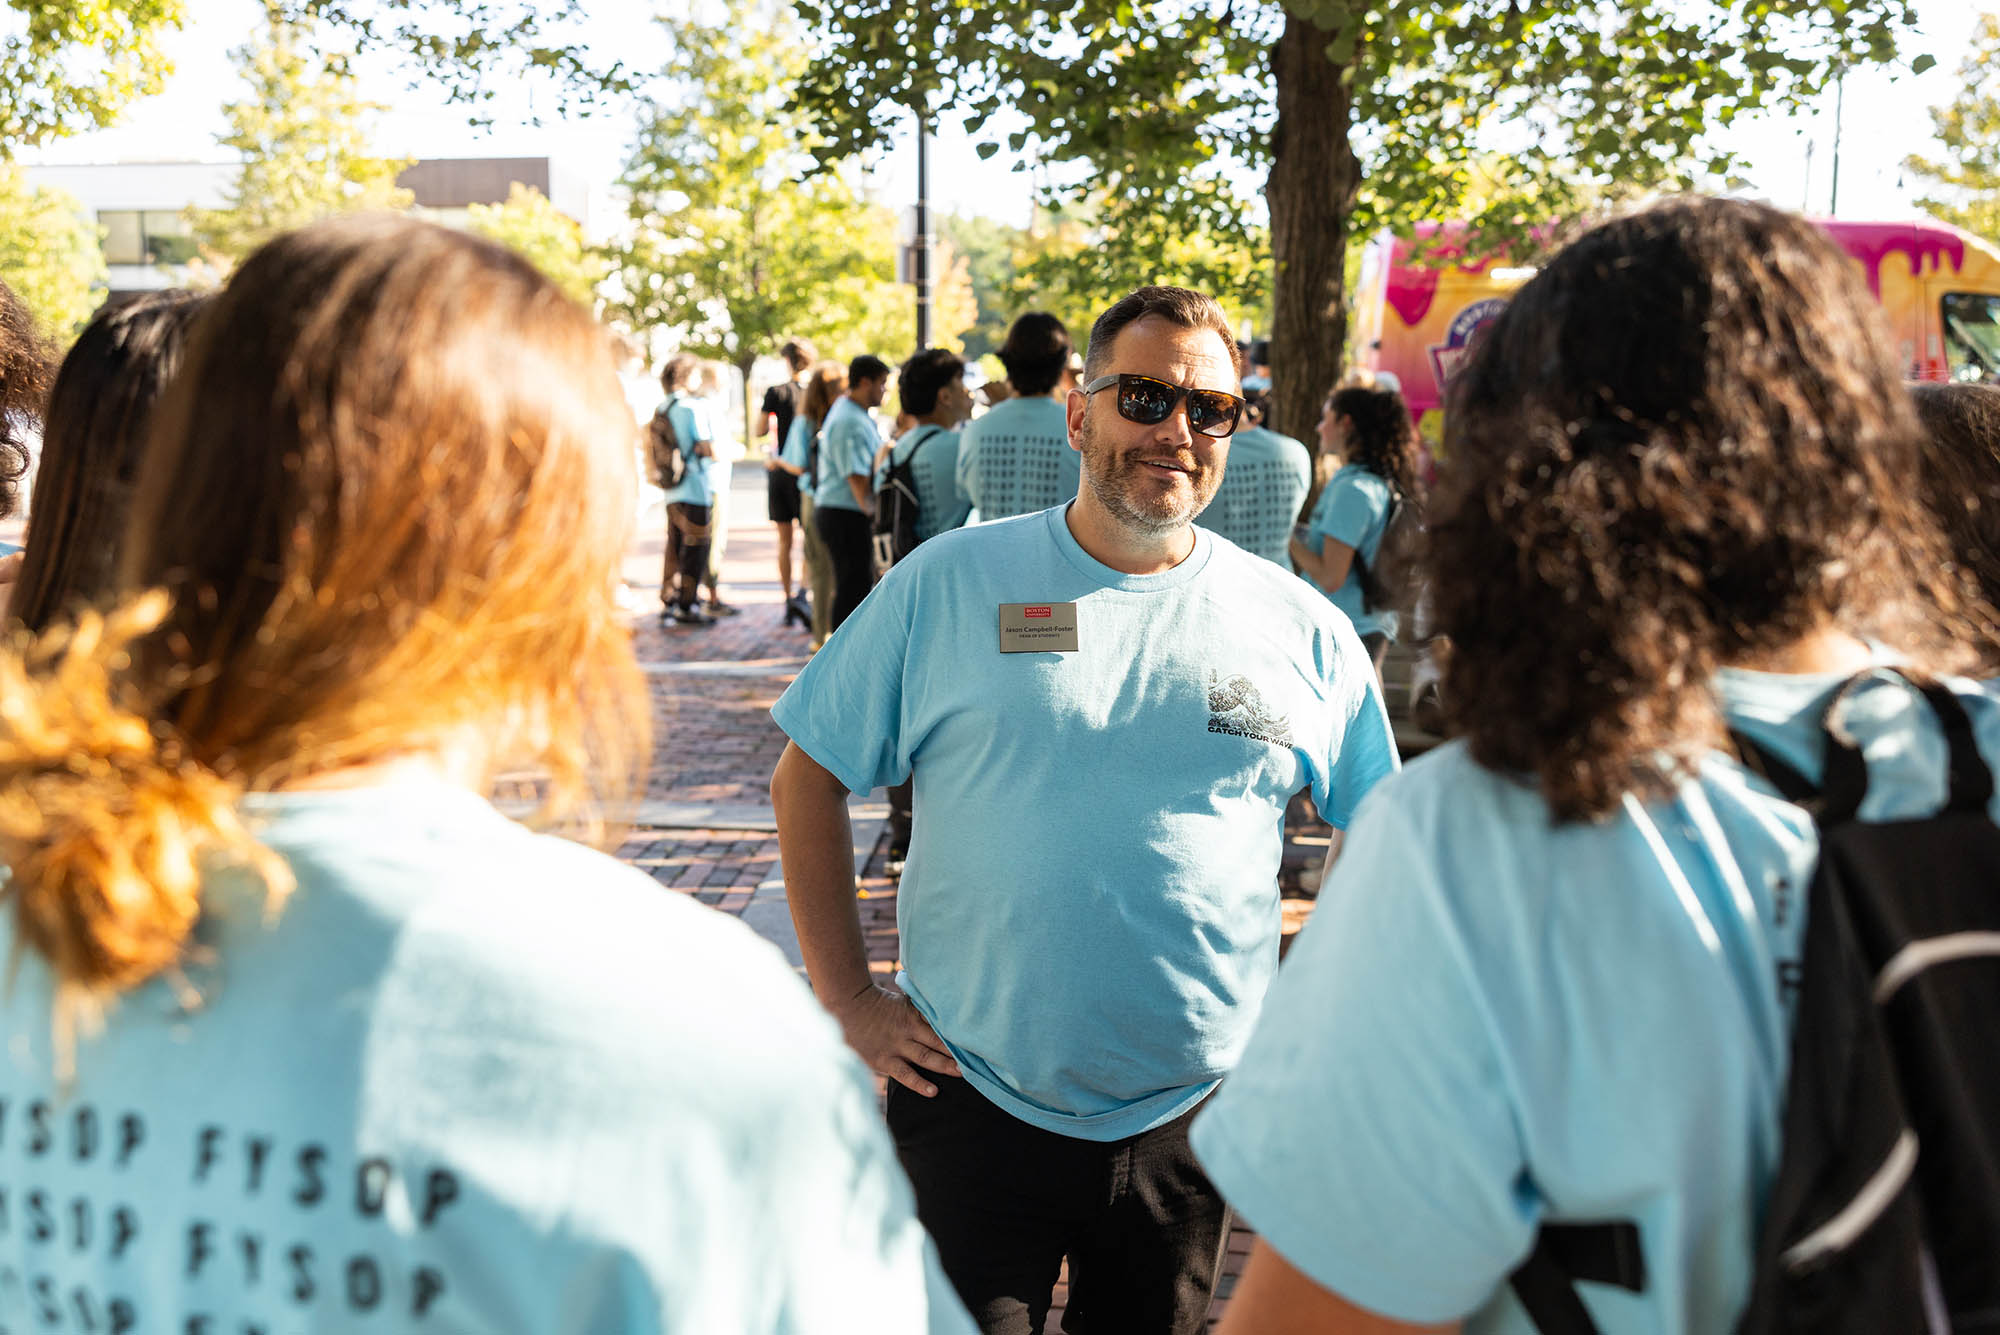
[767,468,802,523]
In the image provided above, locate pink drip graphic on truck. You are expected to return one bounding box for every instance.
[1353,217,2000,459]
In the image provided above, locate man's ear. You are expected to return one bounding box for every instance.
[1065,388,1088,451]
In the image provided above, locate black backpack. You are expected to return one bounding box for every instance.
[872,425,941,575]
[647,398,688,491]
[1352,491,1413,613]
[1511,670,2000,1334]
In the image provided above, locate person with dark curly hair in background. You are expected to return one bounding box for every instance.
[1195,197,2000,1334]
[12,290,209,633]
[0,280,56,582]
[1911,380,2000,675]
[1288,383,1421,674]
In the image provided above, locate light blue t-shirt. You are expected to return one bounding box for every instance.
[782,413,817,497]
[656,393,717,508]
[1304,463,1399,639]
[874,424,971,542]
[953,397,1078,521]
[0,778,972,1335]
[1192,666,2000,1334]
[814,396,878,514]
[771,506,1398,1141]
[1195,425,1311,567]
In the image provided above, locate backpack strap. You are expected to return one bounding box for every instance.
[1730,668,1994,823]
[1900,673,1995,816]
[1508,1222,1647,1335]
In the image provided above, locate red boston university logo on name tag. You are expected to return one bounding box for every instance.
[1024,606,1052,619]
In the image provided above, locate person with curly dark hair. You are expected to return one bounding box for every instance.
[0,279,55,526]
[1288,383,1421,671]
[1911,380,2000,674]
[1193,197,2000,1334]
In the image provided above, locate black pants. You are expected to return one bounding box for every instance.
[887,1076,1228,1335]
[664,502,711,610]
[887,777,914,853]
[813,504,873,630]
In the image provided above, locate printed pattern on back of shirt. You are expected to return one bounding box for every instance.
[963,432,1069,519]
[1199,454,1307,564]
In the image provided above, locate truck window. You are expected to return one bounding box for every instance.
[1943,292,2000,382]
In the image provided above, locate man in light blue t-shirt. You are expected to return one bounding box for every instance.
[955,311,1080,520]
[813,354,889,630]
[1194,396,1310,566]
[654,353,718,627]
[772,287,1396,1335]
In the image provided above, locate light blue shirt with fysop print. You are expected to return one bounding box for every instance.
[1196,424,1312,567]
[1304,462,1399,640]
[874,425,971,543]
[814,396,879,514]
[656,393,716,508]
[0,778,972,1335]
[772,506,1398,1141]
[1193,667,2000,1335]
[954,396,1079,521]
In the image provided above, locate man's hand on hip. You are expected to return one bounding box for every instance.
[833,982,961,1097]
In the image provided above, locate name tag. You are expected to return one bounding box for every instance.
[998,602,1079,653]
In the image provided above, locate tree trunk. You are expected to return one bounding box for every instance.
[739,352,758,456]
[1265,12,1361,443]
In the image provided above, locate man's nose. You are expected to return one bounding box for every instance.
[1152,402,1196,447]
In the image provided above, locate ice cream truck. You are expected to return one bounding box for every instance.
[1351,216,2000,458]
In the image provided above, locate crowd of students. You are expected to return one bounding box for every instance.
[0,194,1994,1331]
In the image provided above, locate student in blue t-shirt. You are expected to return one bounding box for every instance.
[955,312,1080,520]
[772,285,1396,1335]
[873,348,974,868]
[1194,391,1310,566]
[813,353,889,630]
[1288,383,1420,673]
[0,217,971,1335]
[1196,199,1997,1335]
[655,352,718,627]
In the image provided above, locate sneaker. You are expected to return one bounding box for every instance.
[705,600,743,617]
[669,605,716,627]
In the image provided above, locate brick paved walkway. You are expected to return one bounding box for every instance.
[616,469,1334,1331]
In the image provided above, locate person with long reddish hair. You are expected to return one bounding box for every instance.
[0,215,968,1334]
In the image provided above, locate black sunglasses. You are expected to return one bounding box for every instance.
[1082,373,1245,439]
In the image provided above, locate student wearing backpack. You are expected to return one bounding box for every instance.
[1288,384,1420,675]
[1194,198,2000,1335]
[871,348,974,870]
[875,348,974,559]
[654,353,718,627]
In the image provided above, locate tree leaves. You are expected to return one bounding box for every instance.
[185,8,414,267]
[0,160,107,337]
[1905,12,2000,244]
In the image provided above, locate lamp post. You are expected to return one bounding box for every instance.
[914,110,933,354]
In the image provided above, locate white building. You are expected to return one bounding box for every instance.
[24,157,589,300]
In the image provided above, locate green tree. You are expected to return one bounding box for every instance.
[791,0,1922,437]
[465,182,606,309]
[0,1,632,155]
[1906,13,2000,244]
[188,3,414,266]
[941,211,1026,360]
[0,160,106,337]
[612,0,937,440]
[0,0,184,152]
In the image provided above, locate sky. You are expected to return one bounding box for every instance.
[21,0,1990,234]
